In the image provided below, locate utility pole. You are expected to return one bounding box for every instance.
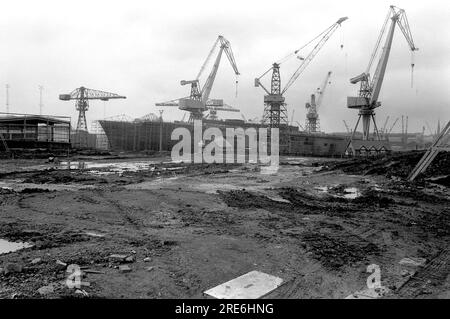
[159,110,163,152]
[5,84,10,113]
[38,85,44,115]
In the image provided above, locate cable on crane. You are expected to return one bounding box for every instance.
[276,25,330,65]
[410,50,415,88]
[235,74,239,98]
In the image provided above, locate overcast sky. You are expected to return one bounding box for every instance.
[0,0,449,133]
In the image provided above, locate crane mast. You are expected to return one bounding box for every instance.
[305,71,332,133]
[347,5,417,145]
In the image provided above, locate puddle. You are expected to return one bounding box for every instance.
[84,232,106,238]
[125,176,181,190]
[0,239,33,255]
[0,181,95,192]
[265,195,291,203]
[343,187,360,199]
[59,160,161,174]
[315,185,361,199]
[315,186,329,192]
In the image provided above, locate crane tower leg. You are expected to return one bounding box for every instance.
[262,64,288,128]
[76,99,89,131]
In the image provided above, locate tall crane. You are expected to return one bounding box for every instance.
[255,17,347,128]
[157,35,240,122]
[305,71,332,132]
[387,117,399,135]
[60,87,126,131]
[347,6,417,144]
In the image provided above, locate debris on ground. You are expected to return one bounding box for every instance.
[118,265,132,273]
[323,151,450,183]
[37,284,54,296]
[0,154,448,298]
[399,257,427,267]
[204,271,283,299]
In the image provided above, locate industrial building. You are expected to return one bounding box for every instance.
[0,113,71,155]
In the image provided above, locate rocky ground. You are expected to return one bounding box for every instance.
[0,152,448,299]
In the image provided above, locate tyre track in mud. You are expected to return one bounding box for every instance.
[395,248,450,298]
[93,189,143,230]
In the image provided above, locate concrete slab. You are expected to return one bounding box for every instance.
[204,270,283,299]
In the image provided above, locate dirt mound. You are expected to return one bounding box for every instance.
[324,151,450,180]
[0,223,91,249]
[218,189,291,211]
[22,170,104,184]
[218,188,388,217]
[301,231,381,270]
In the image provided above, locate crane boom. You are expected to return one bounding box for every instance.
[201,36,239,104]
[282,17,347,94]
[382,116,390,133]
[196,37,220,80]
[388,117,399,134]
[59,87,126,101]
[316,71,332,108]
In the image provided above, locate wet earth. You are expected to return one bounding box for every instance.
[0,154,448,299]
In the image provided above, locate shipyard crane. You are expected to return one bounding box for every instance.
[380,116,390,138]
[295,121,306,131]
[305,71,332,132]
[387,117,399,135]
[59,87,126,131]
[156,35,240,122]
[347,5,417,147]
[255,17,347,128]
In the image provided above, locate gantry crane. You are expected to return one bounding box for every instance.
[156,35,240,122]
[347,5,417,148]
[59,87,126,131]
[255,17,347,128]
[305,71,332,132]
[380,115,390,138]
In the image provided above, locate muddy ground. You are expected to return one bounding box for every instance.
[0,153,448,299]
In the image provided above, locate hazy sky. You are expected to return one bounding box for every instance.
[1,0,449,133]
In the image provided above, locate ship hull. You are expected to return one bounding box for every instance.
[98,119,348,157]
